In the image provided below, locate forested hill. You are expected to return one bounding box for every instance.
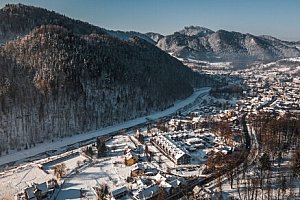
[0,4,217,154]
[0,3,106,43]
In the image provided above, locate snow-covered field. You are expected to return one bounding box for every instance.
[0,88,210,167]
[0,164,52,199]
[219,156,300,200]
[42,153,87,175]
[0,152,88,199]
[56,135,139,199]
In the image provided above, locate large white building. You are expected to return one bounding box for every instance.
[151,135,190,165]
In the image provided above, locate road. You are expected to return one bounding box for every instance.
[0,88,210,168]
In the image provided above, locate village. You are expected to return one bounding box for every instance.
[4,88,246,200]
[3,58,300,200]
[183,57,300,199]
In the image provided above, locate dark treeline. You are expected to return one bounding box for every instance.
[0,3,106,43]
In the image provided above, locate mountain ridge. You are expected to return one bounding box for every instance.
[2,4,298,68]
[152,26,300,66]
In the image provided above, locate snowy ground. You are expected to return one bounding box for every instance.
[56,135,138,199]
[0,135,135,199]
[219,157,300,200]
[0,88,210,167]
[0,164,53,199]
[0,152,88,199]
[205,126,300,200]
[43,153,87,175]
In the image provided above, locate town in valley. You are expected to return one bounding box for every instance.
[0,1,300,200]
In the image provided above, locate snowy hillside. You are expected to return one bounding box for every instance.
[153,26,300,66]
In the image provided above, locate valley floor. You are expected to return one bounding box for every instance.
[0,88,209,168]
[0,88,210,199]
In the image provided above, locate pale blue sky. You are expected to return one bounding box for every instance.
[0,0,300,41]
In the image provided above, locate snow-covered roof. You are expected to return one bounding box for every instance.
[221,150,228,155]
[154,173,166,182]
[153,135,190,161]
[159,180,172,193]
[125,151,138,160]
[186,137,203,144]
[136,185,159,200]
[168,179,181,188]
[174,151,187,160]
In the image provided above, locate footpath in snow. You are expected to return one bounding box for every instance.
[0,88,210,167]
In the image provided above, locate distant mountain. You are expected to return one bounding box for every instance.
[145,32,164,43]
[0,4,216,153]
[177,26,214,37]
[153,26,300,66]
[105,30,156,45]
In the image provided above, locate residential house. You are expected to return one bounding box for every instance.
[125,151,139,166]
[131,163,145,177]
[24,182,49,200]
[133,185,160,200]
